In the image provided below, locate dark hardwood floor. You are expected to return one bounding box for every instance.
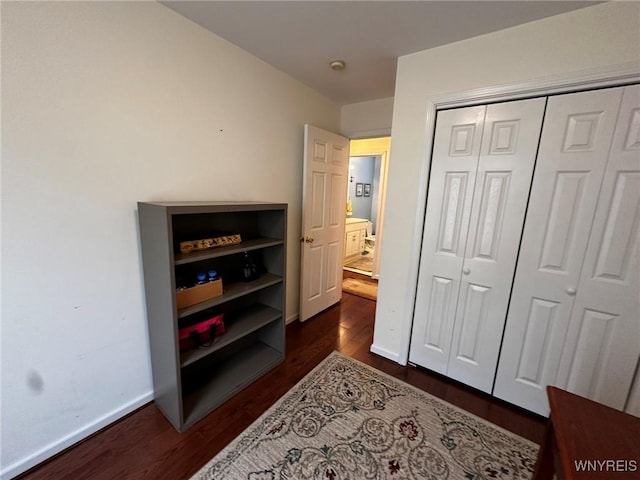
[19,277,545,479]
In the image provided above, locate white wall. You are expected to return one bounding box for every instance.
[0,2,339,477]
[374,2,640,363]
[341,97,393,138]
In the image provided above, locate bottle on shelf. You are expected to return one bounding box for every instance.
[207,270,219,282]
[241,251,259,282]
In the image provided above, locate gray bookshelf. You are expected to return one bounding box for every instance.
[137,201,287,431]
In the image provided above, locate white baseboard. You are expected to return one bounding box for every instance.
[1,391,154,480]
[286,313,299,325]
[369,344,403,364]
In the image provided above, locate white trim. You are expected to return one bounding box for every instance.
[397,103,438,366]
[399,63,640,366]
[432,62,640,109]
[1,391,154,480]
[286,313,299,325]
[370,343,401,364]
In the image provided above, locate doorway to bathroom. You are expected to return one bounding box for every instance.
[343,137,390,280]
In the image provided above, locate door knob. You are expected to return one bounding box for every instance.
[566,287,577,296]
[462,267,471,275]
[304,236,314,244]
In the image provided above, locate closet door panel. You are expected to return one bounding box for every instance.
[447,98,546,392]
[494,87,625,415]
[409,106,485,372]
[555,85,640,410]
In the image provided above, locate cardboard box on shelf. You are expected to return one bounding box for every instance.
[176,278,223,309]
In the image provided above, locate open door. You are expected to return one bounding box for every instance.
[348,136,391,279]
[299,125,350,321]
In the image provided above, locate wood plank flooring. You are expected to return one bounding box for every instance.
[18,280,545,479]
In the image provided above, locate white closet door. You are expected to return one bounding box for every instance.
[555,85,640,410]
[494,87,625,415]
[446,98,546,392]
[409,106,485,373]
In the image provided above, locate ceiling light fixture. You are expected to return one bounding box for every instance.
[330,60,346,71]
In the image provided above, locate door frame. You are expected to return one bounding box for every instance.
[397,62,640,366]
[348,137,391,279]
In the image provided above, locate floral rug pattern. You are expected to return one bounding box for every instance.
[192,352,538,480]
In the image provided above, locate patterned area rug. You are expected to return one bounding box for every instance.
[191,352,539,480]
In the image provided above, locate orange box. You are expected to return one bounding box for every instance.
[176,278,223,309]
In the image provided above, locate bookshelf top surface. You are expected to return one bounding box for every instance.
[139,201,286,210]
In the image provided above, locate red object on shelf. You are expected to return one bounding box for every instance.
[179,314,225,351]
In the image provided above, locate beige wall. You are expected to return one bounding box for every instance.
[341,97,394,138]
[1,2,339,477]
[374,1,640,362]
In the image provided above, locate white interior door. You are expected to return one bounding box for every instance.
[554,85,640,410]
[493,87,625,415]
[409,105,485,374]
[446,98,546,392]
[300,125,349,322]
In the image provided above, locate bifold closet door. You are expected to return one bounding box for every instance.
[409,105,485,376]
[445,99,546,392]
[410,98,546,392]
[554,85,640,411]
[493,86,638,415]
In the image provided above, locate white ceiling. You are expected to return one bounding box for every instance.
[162,1,600,105]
